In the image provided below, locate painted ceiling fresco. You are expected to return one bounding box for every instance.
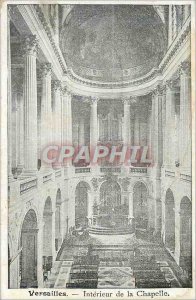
[60,5,167,82]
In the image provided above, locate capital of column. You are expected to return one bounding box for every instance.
[122,96,137,105]
[153,84,165,96]
[67,89,73,97]
[22,35,39,57]
[40,62,52,77]
[52,80,62,92]
[62,86,67,95]
[165,79,176,91]
[179,61,191,76]
[89,96,99,105]
[62,86,73,96]
[122,96,130,105]
[130,96,137,104]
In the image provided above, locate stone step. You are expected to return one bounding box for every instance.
[89,227,133,235]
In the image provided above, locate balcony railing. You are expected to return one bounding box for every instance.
[55,170,61,178]
[130,167,147,174]
[43,173,53,183]
[100,167,121,173]
[180,173,191,182]
[165,170,175,178]
[20,178,37,195]
[75,167,91,174]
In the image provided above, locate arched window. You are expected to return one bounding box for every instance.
[20,209,38,288]
[75,182,90,227]
[100,180,121,213]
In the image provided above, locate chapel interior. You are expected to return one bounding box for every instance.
[8,4,192,289]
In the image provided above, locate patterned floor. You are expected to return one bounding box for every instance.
[98,265,135,288]
[159,263,181,287]
[45,261,73,288]
[45,260,181,288]
[45,235,189,288]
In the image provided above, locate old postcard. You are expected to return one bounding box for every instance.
[0,0,195,299]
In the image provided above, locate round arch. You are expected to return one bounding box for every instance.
[133,181,148,230]
[129,179,149,195]
[99,180,121,210]
[165,188,175,252]
[20,209,38,288]
[75,181,90,227]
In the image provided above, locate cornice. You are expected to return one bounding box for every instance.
[33,4,67,74]
[159,17,191,73]
[67,67,161,89]
[65,18,190,92]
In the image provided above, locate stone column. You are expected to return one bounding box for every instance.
[153,86,163,170]
[67,91,73,146]
[7,9,13,181]
[128,191,134,218]
[147,105,152,160]
[55,204,62,251]
[62,88,73,166]
[175,102,180,165]
[52,80,62,146]
[17,92,24,173]
[179,61,191,170]
[134,108,140,146]
[12,92,18,172]
[122,97,131,146]
[40,63,52,170]
[118,114,123,141]
[165,80,176,167]
[78,117,85,146]
[152,86,164,235]
[87,191,93,226]
[62,87,68,146]
[90,97,98,148]
[20,35,39,177]
[161,87,166,166]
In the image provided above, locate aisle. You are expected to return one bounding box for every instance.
[98,263,135,288]
[45,235,186,289]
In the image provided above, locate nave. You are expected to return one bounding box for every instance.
[44,232,191,289]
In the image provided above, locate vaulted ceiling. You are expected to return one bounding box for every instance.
[60,5,167,83]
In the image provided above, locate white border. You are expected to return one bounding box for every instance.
[0,1,195,299]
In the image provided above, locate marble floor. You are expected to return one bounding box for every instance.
[45,233,190,289]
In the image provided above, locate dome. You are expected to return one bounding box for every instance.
[60,5,167,82]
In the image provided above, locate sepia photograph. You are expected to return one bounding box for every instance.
[0,0,195,299]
